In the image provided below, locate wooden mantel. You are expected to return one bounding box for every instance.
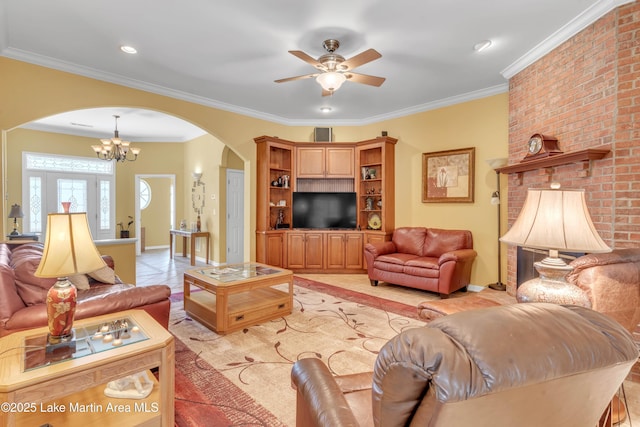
[495,146,610,184]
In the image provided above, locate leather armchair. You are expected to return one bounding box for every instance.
[567,248,640,334]
[291,303,638,427]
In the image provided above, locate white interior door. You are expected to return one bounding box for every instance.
[226,169,244,264]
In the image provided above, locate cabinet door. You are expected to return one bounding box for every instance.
[265,233,284,267]
[325,147,354,177]
[287,233,306,269]
[344,233,363,269]
[297,147,326,178]
[326,233,346,269]
[305,233,324,269]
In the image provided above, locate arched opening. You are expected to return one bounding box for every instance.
[4,106,248,275]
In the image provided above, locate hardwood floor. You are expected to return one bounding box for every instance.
[135,248,639,426]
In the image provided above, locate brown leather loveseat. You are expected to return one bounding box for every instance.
[0,242,171,336]
[291,303,638,427]
[364,227,476,298]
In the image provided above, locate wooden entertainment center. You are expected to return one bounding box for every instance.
[255,135,396,272]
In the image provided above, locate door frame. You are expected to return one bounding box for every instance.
[135,174,176,255]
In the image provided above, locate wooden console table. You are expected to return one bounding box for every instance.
[170,229,210,266]
[0,309,175,427]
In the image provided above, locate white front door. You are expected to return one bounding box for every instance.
[45,173,114,240]
[226,169,244,264]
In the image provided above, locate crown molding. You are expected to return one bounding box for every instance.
[502,0,635,79]
[2,47,508,127]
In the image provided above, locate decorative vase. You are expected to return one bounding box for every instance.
[366,197,374,210]
[46,279,77,343]
[197,215,201,232]
[120,230,130,238]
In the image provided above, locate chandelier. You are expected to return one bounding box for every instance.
[91,115,141,162]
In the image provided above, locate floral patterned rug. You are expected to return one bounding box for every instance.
[169,277,425,426]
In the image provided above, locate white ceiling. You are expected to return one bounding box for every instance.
[1,0,630,141]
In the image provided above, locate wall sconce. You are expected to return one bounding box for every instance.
[192,172,202,183]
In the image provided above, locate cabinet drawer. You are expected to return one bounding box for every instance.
[227,290,291,328]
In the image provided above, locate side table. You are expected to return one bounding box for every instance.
[0,309,174,426]
[169,229,210,266]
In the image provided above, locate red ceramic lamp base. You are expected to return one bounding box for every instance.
[46,278,77,345]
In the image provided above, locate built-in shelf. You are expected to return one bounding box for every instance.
[495,146,610,184]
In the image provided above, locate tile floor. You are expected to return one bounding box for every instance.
[136,248,639,426]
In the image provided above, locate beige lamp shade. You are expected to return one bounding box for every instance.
[35,212,106,278]
[500,189,610,253]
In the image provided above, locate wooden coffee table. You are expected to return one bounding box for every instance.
[184,262,293,334]
[0,309,174,427]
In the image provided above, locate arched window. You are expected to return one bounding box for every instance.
[140,179,152,210]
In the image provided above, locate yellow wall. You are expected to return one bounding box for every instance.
[5,128,185,240]
[95,240,137,284]
[1,57,509,286]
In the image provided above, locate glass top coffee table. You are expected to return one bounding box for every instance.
[183,262,293,334]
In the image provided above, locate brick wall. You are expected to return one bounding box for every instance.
[507,2,640,380]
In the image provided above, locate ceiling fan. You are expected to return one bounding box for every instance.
[275,39,385,96]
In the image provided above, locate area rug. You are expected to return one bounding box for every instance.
[169,276,425,426]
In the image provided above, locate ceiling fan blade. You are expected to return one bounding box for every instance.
[341,49,382,70]
[345,72,386,87]
[274,73,319,83]
[289,50,325,70]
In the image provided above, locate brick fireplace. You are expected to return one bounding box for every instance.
[505,2,640,381]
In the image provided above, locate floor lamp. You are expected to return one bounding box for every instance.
[486,159,507,291]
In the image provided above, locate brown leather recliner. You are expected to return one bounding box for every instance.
[364,227,476,298]
[291,303,638,427]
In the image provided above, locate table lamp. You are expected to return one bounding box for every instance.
[8,204,24,236]
[499,187,611,307]
[35,212,106,345]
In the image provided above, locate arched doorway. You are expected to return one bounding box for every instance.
[5,107,247,266]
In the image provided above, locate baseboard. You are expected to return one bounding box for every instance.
[145,245,169,250]
[467,284,485,292]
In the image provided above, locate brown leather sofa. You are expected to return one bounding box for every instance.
[0,242,171,337]
[364,227,476,298]
[291,303,638,427]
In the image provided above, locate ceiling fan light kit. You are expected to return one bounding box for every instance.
[316,72,346,92]
[276,39,385,96]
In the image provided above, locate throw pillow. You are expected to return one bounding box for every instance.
[68,274,90,290]
[88,266,116,284]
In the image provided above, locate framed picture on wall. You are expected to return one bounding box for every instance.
[422,147,475,203]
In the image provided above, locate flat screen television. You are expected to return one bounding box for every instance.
[292,192,357,229]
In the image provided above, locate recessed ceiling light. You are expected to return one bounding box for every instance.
[320,107,332,113]
[473,40,492,52]
[120,45,137,54]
